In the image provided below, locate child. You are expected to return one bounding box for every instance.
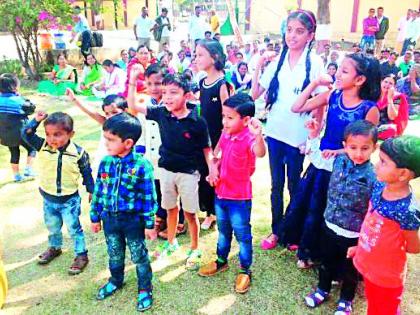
[281,53,381,267]
[127,67,215,269]
[127,64,187,239]
[326,62,338,82]
[251,10,327,250]
[198,93,266,294]
[304,120,378,314]
[0,73,36,182]
[195,39,231,230]
[21,111,93,274]
[90,113,157,312]
[348,135,420,315]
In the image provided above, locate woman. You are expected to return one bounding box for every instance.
[92,60,126,98]
[116,49,129,72]
[77,54,103,96]
[378,74,409,139]
[231,62,252,92]
[38,53,77,96]
[122,45,152,97]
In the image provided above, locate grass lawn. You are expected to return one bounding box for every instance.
[1,92,420,315]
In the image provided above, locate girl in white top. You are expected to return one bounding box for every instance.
[92,60,126,99]
[251,10,326,250]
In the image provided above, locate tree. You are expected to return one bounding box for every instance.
[0,0,74,80]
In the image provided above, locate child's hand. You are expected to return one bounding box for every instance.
[322,149,339,159]
[315,74,334,89]
[207,162,220,187]
[347,246,357,258]
[248,117,263,135]
[305,119,319,139]
[130,64,143,81]
[145,228,157,241]
[91,222,102,233]
[35,111,48,122]
[65,88,76,101]
[88,193,92,203]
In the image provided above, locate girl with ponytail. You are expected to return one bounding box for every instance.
[251,10,326,250]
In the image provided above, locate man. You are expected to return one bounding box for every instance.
[241,43,252,63]
[153,8,172,52]
[210,10,220,34]
[380,52,400,77]
[374,7,389,57]
[402,10,420,55]
[134,7,154,49]
[399,50,414,77]
[360,8,379,51]
[397,9,413,54]
[71,6,91,57]
[188,5,209,48]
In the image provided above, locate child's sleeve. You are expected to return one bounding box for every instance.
[21,119,45,152]
[90,164,105,223]
[77,150,95,194]
[145,105,161,122]
[197,118,212,149]
[399,198,420,231]
[135,160,158,229]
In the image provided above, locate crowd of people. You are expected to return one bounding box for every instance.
[0,5,420,315]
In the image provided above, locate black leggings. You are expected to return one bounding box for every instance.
[8,142,36,164]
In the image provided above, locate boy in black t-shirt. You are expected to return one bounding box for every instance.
[127,65,216,270]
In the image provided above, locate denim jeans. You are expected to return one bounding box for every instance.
[43,194,87,256]
[266,137,304,237]
[215,198,252,270]
[360,35,375,51]
[102,213,152,291]
[401,38,416,55]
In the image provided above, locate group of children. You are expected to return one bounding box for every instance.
[1,8,420,315]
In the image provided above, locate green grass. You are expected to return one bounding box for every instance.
[1,92,420,314]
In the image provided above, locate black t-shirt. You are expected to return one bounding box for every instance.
[380,62,399,77]
[146,105,211,174]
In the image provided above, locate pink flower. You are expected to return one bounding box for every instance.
[15,17,22,24]
[66,24,73,31]
[38,11,50,21]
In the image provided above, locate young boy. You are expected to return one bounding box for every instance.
[21,111,94,274]
[127,64,186,239]
[349,135,420,315]
[90,112,157,312]
[127,64,215,270]
[304,120,378,314]
[198,93,266,294]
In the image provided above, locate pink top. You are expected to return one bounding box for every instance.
[215,128,256,200]
[363,17,379,36]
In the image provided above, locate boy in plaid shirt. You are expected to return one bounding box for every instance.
[90,112,157,312]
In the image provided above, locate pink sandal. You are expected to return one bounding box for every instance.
[260,234,278,250]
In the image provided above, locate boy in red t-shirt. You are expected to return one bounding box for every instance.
[348,135,420,315]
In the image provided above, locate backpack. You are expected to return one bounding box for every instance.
[91,32,103,47]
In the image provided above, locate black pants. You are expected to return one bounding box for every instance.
[81,30,92,57]
[8,141,36,164]
[155,179,184,224]
[198,167,215,216]
[318,226,359,302]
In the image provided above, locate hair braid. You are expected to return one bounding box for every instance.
[265,45,288,110]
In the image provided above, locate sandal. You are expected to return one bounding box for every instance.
[96,281,120,300]
[158,224,187,240]
[304,288,329,308]
[335,299,352,315]
[297,259,315,269]
[201,216,216,230]
[137,290,153,312]
[260,234,278,250]
[38,247,62,265]
[154,217,166,233]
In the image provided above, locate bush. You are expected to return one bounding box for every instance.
[0,56,24,78]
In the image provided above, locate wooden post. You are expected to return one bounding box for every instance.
[225,0,243,45]
[350,0,360,33]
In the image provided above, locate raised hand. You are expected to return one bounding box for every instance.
[248,117,263,135]
[35,111,48,122]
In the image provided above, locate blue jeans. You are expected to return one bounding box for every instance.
[43,194,87,256]
[266,137,304,237]
[215,198,253,270]
[360,35,375,51]
[401,38,416,55]
[102,213,152,291]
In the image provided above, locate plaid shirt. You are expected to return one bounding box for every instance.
[90,150,157,229]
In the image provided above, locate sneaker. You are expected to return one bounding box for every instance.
[260,234,278,250]
[68,255,89,275]
[334,299,352,315]
[304,288,329,308]
[297,259,315,269]
[185,249,202,270]
[14,173,24,182]
[23,167,36,177]
[137,290,153,312]
[201,215,216,230]
[235,269,252,294]
[153,240,180,259]
[38,247,62,265]
[96,281,120,300]
[198,257,229,277]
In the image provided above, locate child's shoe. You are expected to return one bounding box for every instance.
[96,281,120,300]
[137,290,153,312]
[201,215,216,230]
[185,249,202,270]
[304,288,329,308]
[334,299,352,315]
[235,268,252,294]
[38,247,62,265]
[153,240,180,258]
[14,173,24,182]
[297,259,315,269]
[260,234,278,250]
[198,257,228,277]
[68,255,89,275]
[23,166,36,177]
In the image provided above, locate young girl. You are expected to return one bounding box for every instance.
[281,53,381,267]
[349,135,420,315]
[326,62,338,82]
[251,10,326,250]
[77,54,103,96]
[195,39,231,230]
[0,74,36,182]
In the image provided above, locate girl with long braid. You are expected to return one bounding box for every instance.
[251,10,326,251]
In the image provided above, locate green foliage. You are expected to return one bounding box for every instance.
[0,56,24,78]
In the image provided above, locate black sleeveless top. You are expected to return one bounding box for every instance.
[199,77,230,149]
